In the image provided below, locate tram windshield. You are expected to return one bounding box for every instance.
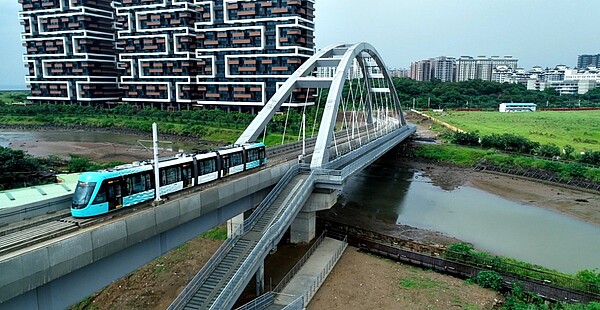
[72,182,96,209]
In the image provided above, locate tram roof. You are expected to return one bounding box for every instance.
[0,173,81,209]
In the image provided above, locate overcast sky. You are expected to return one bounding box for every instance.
[1,0,599,90]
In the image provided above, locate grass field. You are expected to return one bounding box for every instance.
[428,110,600,153]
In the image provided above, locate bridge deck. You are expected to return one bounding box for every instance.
[176,173,310,309]
[172,125,416,309]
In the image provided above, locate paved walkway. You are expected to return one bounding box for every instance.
[269,237,347,308]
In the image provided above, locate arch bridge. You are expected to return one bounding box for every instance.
[170,42,416,309]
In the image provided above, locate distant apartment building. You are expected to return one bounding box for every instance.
[19,0,121,104]
[409,56,454,82]
[430,56,455,82]
[409,59,431,81]
[491,66,529,85]
[455,56,518,82]
[526,65,599,95]
[577,54,600,69]
[388,68,408,78]
[19,0,316,111]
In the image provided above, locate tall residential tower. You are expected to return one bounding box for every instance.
[19,0,316,111]
[19,0,121,104]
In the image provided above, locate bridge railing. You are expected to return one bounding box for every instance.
[234,291,275,310]
[167,224,244,310]
[209,172,317,309]
[243,164,301,232]
[280,295,304,310]
[273,231,327,293]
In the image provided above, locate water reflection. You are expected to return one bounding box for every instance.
[337,155,600,274]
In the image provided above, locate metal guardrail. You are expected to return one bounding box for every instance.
[243,164,301,232]
[280,295,304,310]
[167,224,244,310]
[299,234,348,307]
[209,172,317,309]
[234,291,275,310]
[324,222,600,303]
[273,231,327,293]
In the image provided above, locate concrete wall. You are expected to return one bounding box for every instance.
[0,195,72,226]
[0,161,294,309]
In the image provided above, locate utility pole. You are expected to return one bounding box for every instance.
[152,123,161,202]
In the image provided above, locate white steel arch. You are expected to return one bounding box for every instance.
[235,42,407,169]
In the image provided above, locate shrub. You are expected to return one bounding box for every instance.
[536,143,561,158]
[450,131,480,146]
[579,151,600,166]
[476,270,503,291]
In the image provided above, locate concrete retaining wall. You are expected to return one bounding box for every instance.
[0,161,294,307]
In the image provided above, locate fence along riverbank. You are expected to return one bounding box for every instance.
[317,219,600,304]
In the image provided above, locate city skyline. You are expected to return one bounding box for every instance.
[2,0,600,90]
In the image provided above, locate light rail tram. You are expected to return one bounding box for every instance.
[71,142,266,217]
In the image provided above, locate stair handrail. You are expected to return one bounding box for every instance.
[209,172,316,309]
[167,224,243,310]
[243,164,300,232]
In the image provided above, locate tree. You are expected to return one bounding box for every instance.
[0,147,44,190]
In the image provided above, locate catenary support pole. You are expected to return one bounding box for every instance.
[153,122,161,202]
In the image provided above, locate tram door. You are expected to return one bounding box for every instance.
[221,155,231,177]
[182,163,193,188]
[106,179,123,211]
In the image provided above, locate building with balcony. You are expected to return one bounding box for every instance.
[20,0,316,111]
[455,55,518,82]
[577,54,600,69]
[19,0,121,104]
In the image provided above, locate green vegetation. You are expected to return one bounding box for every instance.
[476,270,503,291]
[414,144,600,183]
[0,104,321,146]
[446,243,600,298]
[0,147,123,190]
[428,110,600,153]
[393,78,600,109]
[0,90,29,104]
[448,244,600,309]
[0,146,49,190]
[400,275,443,290]
[199,226,227,241]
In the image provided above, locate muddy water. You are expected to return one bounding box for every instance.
[0,130,199,152]
[333,155,600,274]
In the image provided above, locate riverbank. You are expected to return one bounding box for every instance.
[7,126,599,309]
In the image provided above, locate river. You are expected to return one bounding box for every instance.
[3,129,599,274]
[327,152,600,274]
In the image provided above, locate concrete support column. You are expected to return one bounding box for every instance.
[290,211,316,244]
[290,190,339,244]
[255,261,265,296]
[227,214,244,238]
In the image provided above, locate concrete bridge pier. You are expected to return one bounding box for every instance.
[290,189,339,244]
[255,261,265,296]
[227,214,245,238]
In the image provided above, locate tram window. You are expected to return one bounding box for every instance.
[161,167,180,185]
[199,159,216,175]
[247,149,258,162]
[130,173,147,194]
[231,152,243,166]
[92,182,107,204]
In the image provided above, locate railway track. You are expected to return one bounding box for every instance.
[0,137,324,257]
[0,126,377,258]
